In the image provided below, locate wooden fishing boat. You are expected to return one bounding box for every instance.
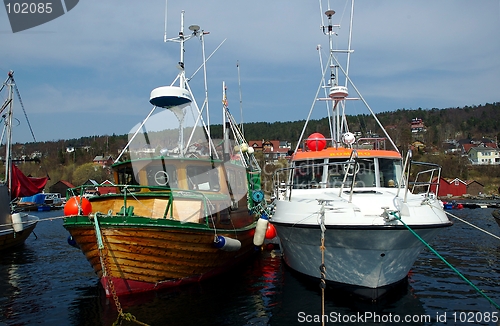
[63,11,268,297]
[270,1,452,299]
[0,71,47,251]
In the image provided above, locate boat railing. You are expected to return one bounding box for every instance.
[299,137,387,151]
[399,150,441,202]
[354,137,387,150]
[65,184,220,224]
[338,150,359,202]
[272,155,359,202]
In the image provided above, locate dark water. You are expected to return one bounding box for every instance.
[1,208,499,325]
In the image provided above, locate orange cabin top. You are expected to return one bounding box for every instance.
[292,147,401,161]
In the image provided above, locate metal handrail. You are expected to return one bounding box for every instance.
[272,158,356,201]
[339,150,358,202]
[65,184,213,223]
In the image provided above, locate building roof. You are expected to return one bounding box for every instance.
[465,180,484,187]
[56,180,75,188]
[93,155,113,161]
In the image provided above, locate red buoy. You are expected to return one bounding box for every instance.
[306,133,326,151]
[265,222,277,239]
[64,196,92,216]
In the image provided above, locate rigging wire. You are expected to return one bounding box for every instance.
[445,210,500,241]
[10,75,37,142]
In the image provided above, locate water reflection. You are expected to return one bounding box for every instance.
[1,209,499,325]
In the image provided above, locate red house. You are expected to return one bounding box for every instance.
[431,177,467,197]
[97,180,116,195]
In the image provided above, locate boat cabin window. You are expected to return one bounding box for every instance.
[293,159,324,189]
[327,158,374,188]
[186,165,220,191]
[379,158,402,187]
[115,165,139,186]
[146,164,177,188]
[226,168,247,194]
[325,158,376,188]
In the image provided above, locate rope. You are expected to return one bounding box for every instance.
[445,211,500,241]
[92,214,150,326]
[392,212,500,310]
[318,203,326,326]
[0,215,66,228]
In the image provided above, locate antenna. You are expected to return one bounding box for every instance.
[237,61,244,134]
[164,0,167,42]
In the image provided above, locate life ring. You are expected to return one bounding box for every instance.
[251,190,264,203]
[154,170,169,186]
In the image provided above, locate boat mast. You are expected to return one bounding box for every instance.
[176,11,187,155]
[222,81,230,160]
[3,72,14,193]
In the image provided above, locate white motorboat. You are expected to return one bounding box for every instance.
[270,1,452,299]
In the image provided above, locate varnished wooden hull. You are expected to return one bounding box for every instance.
[64,155,263,297]
[64,215,256,297]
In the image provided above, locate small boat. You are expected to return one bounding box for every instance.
[270,1,452,299]
[16,193,47,211]
[0,71,48,251]
[43,192,64,208]
[63,11,266,297]
[443,201,463,210]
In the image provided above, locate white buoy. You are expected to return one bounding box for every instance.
[253,214,269,246]
[213,235,241,251]
[11,213,23,232]
[247,146,254,154]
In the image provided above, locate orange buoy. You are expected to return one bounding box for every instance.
[306,133,326,151]
[64,196,92,216]
[265,222,277,239]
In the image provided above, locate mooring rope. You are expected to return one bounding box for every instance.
[392,212,500,310]
[318,203,326,326]
[445,211,500,241]
[91,215,150,326]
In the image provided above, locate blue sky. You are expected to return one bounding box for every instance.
[1,0,499,144]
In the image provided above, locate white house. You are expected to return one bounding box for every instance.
[467,146,500,165]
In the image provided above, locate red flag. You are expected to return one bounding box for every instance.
[10,164,48,199]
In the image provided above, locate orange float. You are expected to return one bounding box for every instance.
[64,196,92,216]
[265,222,277,239]
[306,133,326,151]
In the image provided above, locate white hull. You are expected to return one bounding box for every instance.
[0,214,38,251]
[272,188,451,290]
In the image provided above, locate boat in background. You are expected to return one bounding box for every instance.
[0,71,48,251]
[43,192,64,209]
[63,10,268,298]
[270,0,452,299]
[16,193,47,211]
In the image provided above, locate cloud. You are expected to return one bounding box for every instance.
[0,0,498,143]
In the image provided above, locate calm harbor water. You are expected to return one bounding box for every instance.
[1,208,499,325]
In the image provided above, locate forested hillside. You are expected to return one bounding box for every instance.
[6,102,500,190]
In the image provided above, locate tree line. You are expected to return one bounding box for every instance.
[5,102,499,191]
